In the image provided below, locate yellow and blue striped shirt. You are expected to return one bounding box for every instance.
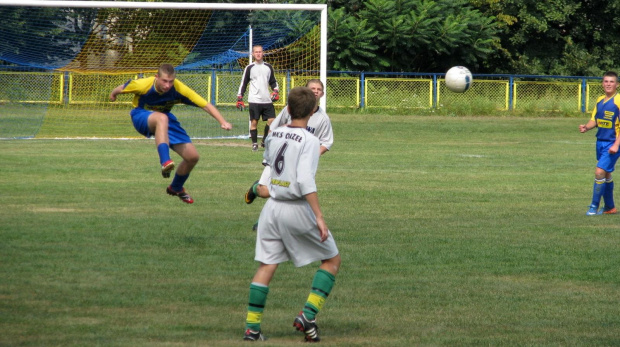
[121,76,208,114]
[591,93,620,142]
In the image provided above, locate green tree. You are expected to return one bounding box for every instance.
[327,0,501,72]
[327,7,388,71]
[473,0,620,75]
[0,6,95,67]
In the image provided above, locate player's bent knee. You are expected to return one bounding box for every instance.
[187,154,199,165]
[149,112,169,128]
[321,254,341,275]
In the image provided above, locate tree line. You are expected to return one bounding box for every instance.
[264,0,620,76]
[2,0,618,77]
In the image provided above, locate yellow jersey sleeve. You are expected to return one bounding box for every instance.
[120,77,155,109]
[591,95,605,121]
[173,79,208,108]
[614,96,620,137]
[122,77,155,95]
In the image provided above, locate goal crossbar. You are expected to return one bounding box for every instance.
[0,0,326,11]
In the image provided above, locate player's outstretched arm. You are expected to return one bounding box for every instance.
[579,120,597,133]
[305,192,328,242]
[202,104,232,130]
[109,84,125,102]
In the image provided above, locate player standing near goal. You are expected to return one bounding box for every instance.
[236,45,279,151]
[245,79,333,231]
[243,87,341,342]
[109,63,233,204]
[579,70,620,215]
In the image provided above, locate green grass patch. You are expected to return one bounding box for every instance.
[1,114,619,346]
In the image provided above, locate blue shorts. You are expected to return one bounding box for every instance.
[596,140,620,173]
[130,108,191,145]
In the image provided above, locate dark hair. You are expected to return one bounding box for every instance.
[603,71,618,80]
[158,64,176,76]
[288,87,316,120]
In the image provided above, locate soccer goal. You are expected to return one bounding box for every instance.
[0,0,327,139]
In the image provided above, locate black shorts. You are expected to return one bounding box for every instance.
[249,103,276,121]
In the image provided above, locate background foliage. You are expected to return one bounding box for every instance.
[292,0,620,76]
[139,0,620,76]
[3,0,618,75]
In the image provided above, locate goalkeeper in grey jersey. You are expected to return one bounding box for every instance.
[244,80,333,228]
[242,86,341,343]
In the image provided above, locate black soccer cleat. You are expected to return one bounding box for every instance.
[166,186,194,204]
[245,180,259,204]
[293,312,320,342]
[243,329,267,341]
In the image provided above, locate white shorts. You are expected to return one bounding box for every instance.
[255,198,339,267]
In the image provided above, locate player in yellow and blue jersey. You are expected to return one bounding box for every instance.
[110,64,233,204]
[579,71,620,215]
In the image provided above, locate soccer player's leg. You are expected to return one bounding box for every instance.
[603,182,617,214]
[294,255,340,343]
[601,150,620,214]
[588,144,610,215]
[166,123,197,204]
[261,105,276,148]
[249,104,260,151]
[588,175,606,215]
[244,282,269,341]
[147,111,176,177]
[131,108,175,177]
[166,143,198,204]
[286,206,341,342]
[244,263,278,341]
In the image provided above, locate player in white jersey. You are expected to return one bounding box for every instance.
[236,45,279,151]
[270,82,333,155]
[242,86,341,343]
[244,80,333,230]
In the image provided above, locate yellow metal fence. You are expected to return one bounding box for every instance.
[0,71,607,113]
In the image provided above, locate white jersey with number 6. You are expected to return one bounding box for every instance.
[255,124,338,267]
[263,125,320,200]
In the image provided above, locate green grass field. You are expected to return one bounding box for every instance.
[1,114,619,346]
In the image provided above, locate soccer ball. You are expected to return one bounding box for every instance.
[445,66,473,93]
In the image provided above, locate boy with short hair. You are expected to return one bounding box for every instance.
[579,71,620,215]
[110,63,232,203]
[243,87,341,342]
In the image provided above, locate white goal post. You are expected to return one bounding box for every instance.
[0,0,328,109]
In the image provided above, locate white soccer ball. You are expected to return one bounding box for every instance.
[445,66,473,93]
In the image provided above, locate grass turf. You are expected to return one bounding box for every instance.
[1,114,619,346]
